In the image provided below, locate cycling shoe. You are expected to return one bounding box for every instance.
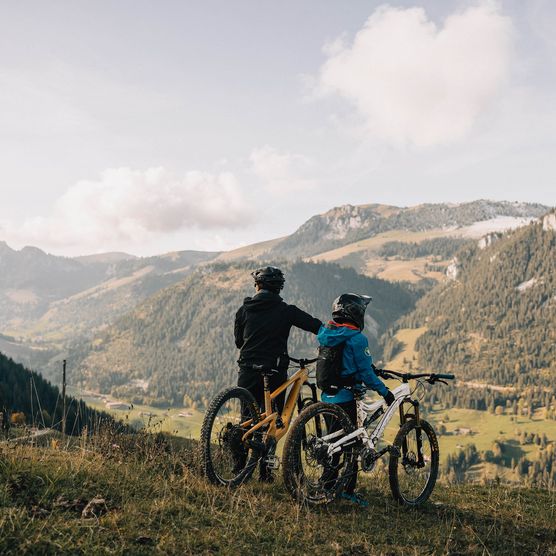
[340,492,369,508]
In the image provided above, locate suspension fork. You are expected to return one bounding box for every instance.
[399,399,424,466]
[298,381,322,448]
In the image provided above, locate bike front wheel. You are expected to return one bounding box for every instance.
[282,402,356,505]
[388,418,439,506]
[200,387,261,487]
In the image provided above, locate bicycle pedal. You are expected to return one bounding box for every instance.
[264,455,281,470]
[388,446,401,458]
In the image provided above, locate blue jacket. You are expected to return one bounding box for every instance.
[318,322,389,403]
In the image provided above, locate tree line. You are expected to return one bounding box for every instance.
[0,351,121,435]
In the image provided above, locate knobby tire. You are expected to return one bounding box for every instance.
[388,418,439,506]
[200,387,261,487]
[282,402,356,506]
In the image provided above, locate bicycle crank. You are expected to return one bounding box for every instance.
[264,454,281,470]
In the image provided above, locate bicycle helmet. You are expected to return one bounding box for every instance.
[251,266,285,293]
[332,293,372,330]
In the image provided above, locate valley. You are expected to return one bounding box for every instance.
[1,200,554,490]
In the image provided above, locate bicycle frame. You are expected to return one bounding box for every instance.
[241,364,314,444]
[322,382,413,457]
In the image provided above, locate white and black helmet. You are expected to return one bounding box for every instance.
[332,293,372,330]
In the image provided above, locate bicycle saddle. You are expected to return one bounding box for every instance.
[252,364,279,376]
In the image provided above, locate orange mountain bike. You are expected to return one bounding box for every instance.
[200,356,318,487]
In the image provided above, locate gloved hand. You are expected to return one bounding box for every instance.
[383,390,395,406]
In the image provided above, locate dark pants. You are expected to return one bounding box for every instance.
[237,367,288,415]
[326,399,358,495]
[237,367,288,480]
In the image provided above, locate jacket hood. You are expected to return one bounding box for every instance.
[317,321,360,347]
[243,290,283,312]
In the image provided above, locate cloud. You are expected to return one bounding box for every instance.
[318,2,513,147]
[249,145,316,194]
[4,167,252,250]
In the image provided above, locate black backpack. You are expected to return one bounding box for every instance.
[316,343,353,394]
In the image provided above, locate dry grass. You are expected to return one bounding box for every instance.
[364,258,446,283]
[308,229,457,264]
[1,431,555,555]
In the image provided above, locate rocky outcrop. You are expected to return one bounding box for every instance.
[478,232,501,250]
[542,212,556,232]
[446,258,459,280]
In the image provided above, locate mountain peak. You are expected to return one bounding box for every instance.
[20,245,48,259]
[0,240,14,253]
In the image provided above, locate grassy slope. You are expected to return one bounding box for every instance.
[308,229,453,282]
[386,327,427,369]
[1,441,555,556]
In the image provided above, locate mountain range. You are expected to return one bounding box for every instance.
[0,199,552,403]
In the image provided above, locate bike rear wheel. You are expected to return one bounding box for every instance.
[388,418,439,506]
[200,387,261,487]
[282,402,356,505]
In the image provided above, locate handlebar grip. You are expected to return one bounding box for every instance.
[436,373,455,380]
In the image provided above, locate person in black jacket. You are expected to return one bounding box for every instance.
[234,267,322,415]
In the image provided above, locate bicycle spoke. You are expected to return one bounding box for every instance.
[201,387,261,486]
[283,403,356,505]
[398,428,432,500]
[389,419,439,505]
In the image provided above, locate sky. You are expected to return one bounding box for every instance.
[0,0,555,256]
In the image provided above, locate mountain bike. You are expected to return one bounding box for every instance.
[282,368,454,506]
[200,356,318,487]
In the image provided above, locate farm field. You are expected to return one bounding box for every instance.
[75,386,556,469]
[427,407,556,459]
[71,389,206,439]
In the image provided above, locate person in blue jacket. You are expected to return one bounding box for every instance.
[318,293,395,506]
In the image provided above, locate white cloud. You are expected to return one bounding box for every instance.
[3,167,252,250]
[318,2,513,147]
[249,145,316,194]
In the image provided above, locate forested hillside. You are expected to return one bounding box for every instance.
[394,214,556,413]
[71,261,420,407]
[0,352,116,435]
[0,244,219,377]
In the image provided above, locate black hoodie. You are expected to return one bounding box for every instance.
[234,290,322,369]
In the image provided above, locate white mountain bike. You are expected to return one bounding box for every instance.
[282,368,454,506]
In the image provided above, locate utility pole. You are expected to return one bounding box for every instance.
[62,359,67,436]
[30,377,34,427]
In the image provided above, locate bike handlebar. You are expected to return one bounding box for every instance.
[376,368,455,384]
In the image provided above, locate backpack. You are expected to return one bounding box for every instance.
[316,342,352,394]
